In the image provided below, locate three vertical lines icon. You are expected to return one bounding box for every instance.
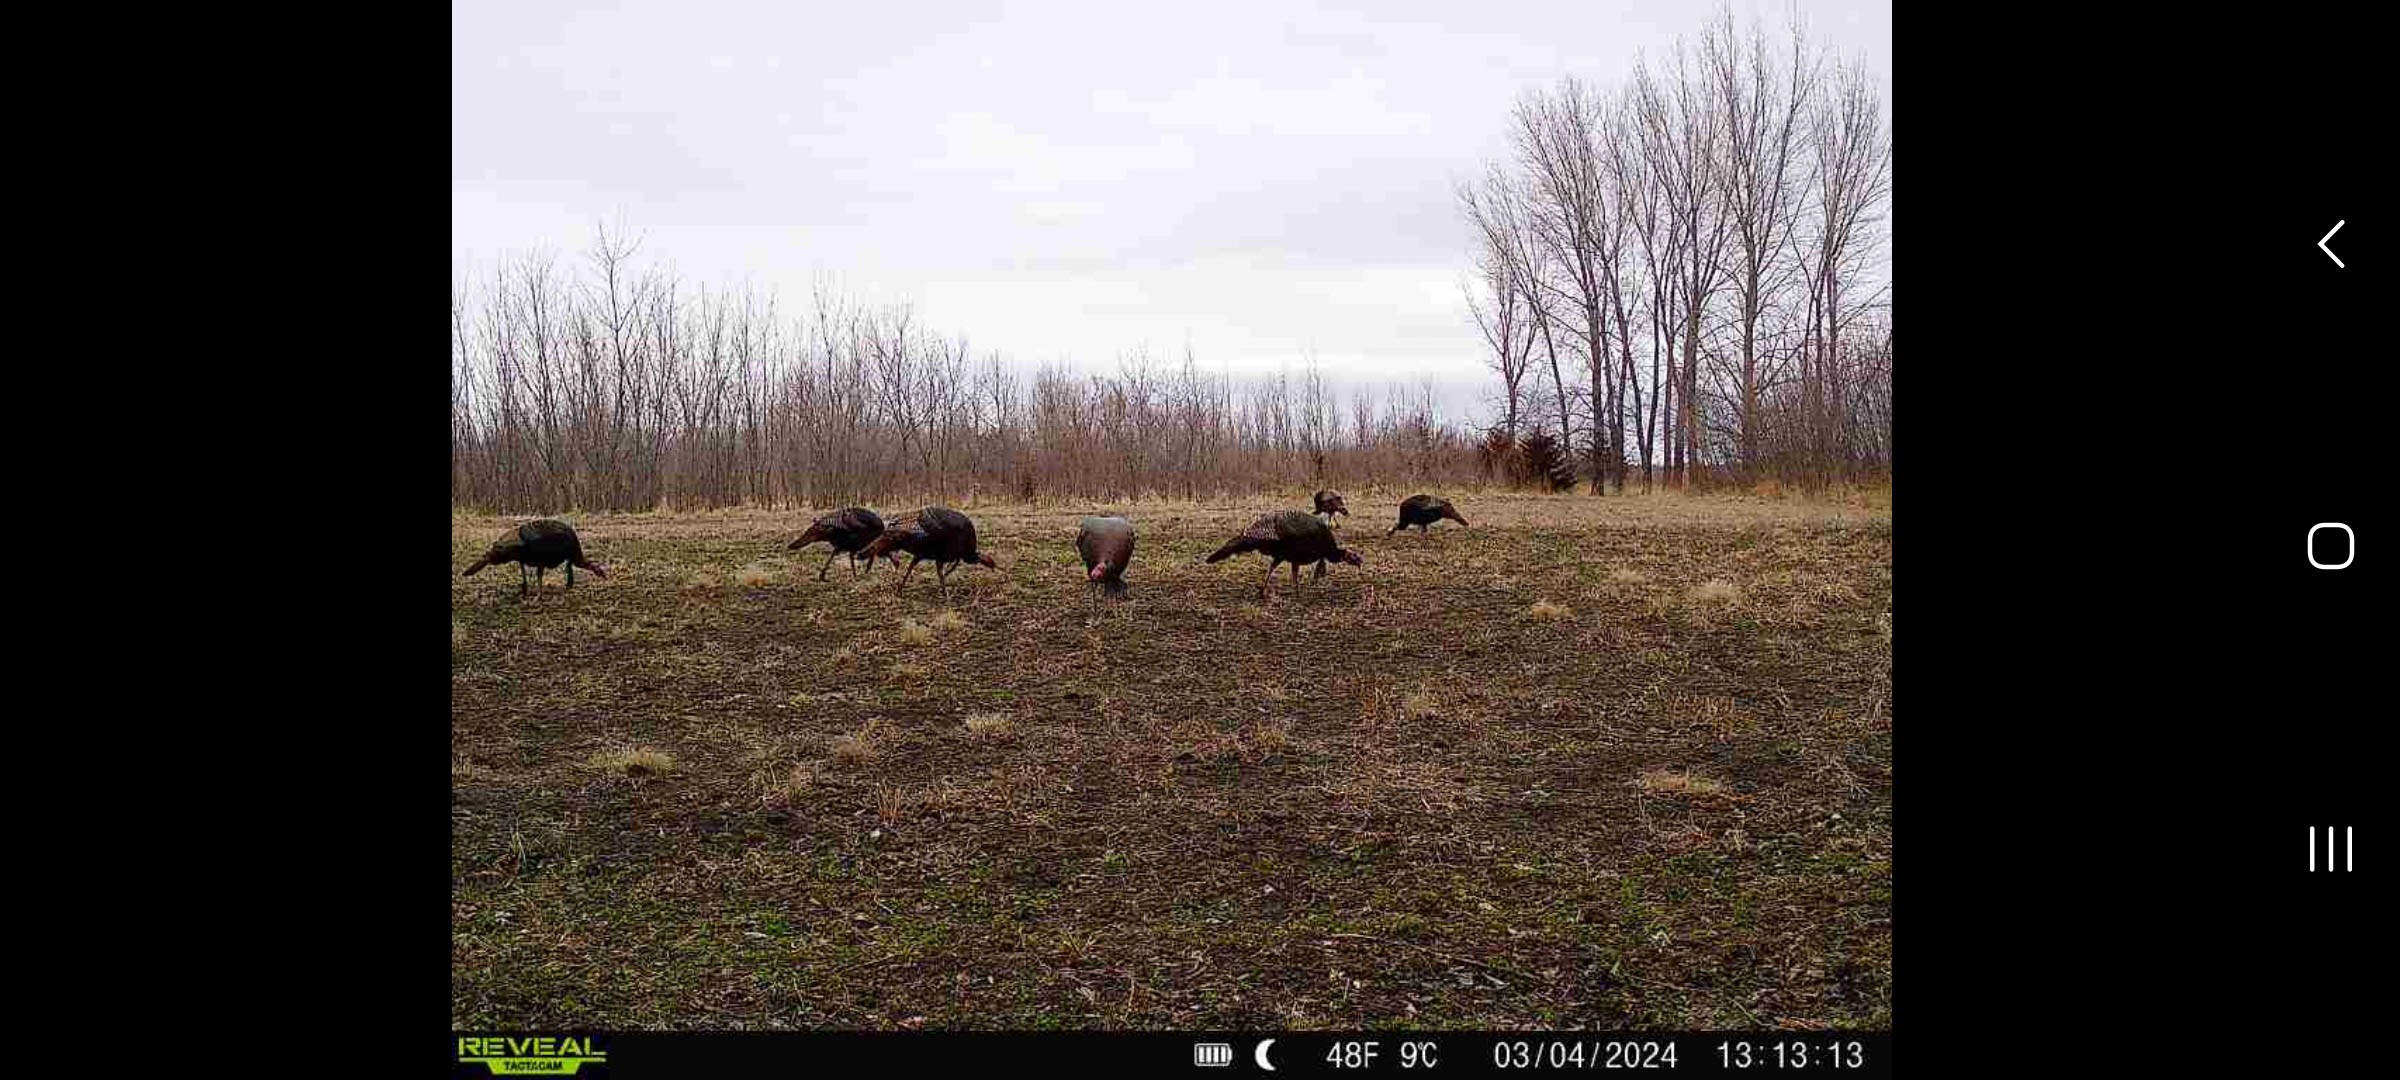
[2309,827,2352,872]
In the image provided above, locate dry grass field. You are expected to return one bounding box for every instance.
[452,490,1892,1030]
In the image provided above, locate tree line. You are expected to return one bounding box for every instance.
[451,231,1482,512]
[1461,8,1890,494]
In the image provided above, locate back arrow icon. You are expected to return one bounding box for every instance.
[2319,220,2345,268]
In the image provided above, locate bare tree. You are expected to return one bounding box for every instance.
[1513,80,1620,493]
[1600,92,1663,492]
[1706,10,1816,479]
[1460,170,1538,446]
[1802,60,1891,488]
[1300,353,1332,483]
[1633,42,1734,488]
[452,278,476,503]
[581,220,649,507]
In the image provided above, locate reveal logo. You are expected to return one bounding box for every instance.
[458,1036,607,1075]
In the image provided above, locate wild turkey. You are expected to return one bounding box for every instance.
[1076,516,1137,599]
[1312,490,1349,522]
[1206,510,1362,597]
[787,507,896,581]
[462,519,607,597]
[1388,494,1469,536]
[860,507,1000,597]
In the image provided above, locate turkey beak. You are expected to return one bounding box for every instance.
[1088,563,1106,581]
[588,565,609,579]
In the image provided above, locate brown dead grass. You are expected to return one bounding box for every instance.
[587,747,675,776]
[829,720,887,766]
[1527,599,1573,621]
[1638,768,1729,796]
[873,783,907,825]
[776,762,817,803]
[1814,579,1862,605]
[1690,579,1746,606]
[734,565,775,588]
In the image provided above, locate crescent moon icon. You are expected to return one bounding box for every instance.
[1255,1039,1277,1071]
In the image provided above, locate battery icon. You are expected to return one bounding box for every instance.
[1194,1043,1235,1067]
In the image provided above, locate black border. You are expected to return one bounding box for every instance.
[149,2,2388,1074]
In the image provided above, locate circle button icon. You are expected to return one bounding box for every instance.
[2309,523,2354,569]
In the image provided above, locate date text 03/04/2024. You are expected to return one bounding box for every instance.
[1488,1041,1680,1069]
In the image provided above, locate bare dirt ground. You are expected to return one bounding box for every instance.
[452,490,1892,1030]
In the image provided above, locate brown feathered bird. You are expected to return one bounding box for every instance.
[462,519,607,597]
[1076,516,1137,599]
[1388,494,1469,536]
[1206,510,1362,597]
[787,507,897,581]
[860,507,1000,597]
[1312,489,1349,522]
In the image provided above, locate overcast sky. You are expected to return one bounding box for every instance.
[454,0,1890,422]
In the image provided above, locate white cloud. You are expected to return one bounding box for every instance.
[1091,71,1434,140]
[920,112,1198,195]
